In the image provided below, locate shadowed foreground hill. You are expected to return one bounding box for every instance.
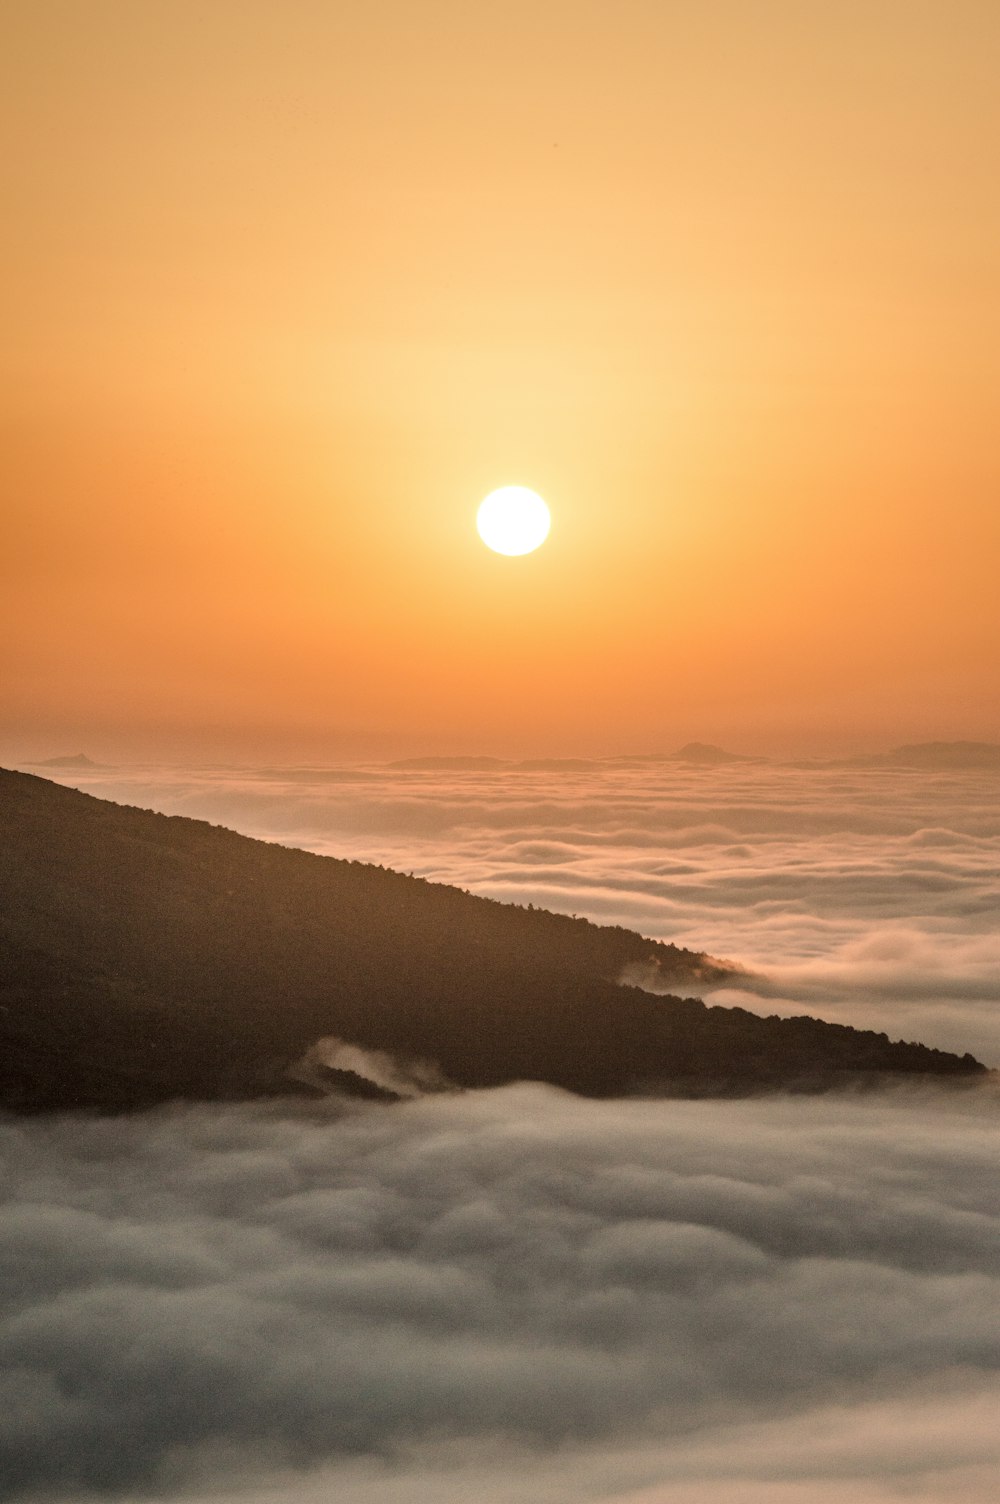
[0,770,986,1111]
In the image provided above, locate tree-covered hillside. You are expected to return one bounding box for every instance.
[0,770,985,1111]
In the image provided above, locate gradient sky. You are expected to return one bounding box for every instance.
[3,1,998,759]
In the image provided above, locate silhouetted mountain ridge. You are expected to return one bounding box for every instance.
[34,753,103,769]
[884,741,1000,769]
[383,739,999,773]
[0,769,985,1112]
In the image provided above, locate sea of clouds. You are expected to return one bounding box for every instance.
[4,756,999,1501]
[3,1087,999,1503]
[36,757,1000,1061]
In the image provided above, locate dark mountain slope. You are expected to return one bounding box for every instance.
[0,770,985,1111]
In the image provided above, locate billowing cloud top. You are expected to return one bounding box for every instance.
[3,1084,1000,1503]
[5,756,997,1503]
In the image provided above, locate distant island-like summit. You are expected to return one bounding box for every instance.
[384,740,1000,774]
[0,769,986,1113]
[33,753,103,769]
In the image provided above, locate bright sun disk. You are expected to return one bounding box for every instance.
[476,487,551,556]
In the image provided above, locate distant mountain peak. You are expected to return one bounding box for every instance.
[669,742,750,764]
[841,741,1000,771]
[889,741,1000,768]
[35,753,100,768]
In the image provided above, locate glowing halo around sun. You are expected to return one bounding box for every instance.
[476,486,551,556]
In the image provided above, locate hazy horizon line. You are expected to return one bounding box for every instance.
[4,731,1000,773]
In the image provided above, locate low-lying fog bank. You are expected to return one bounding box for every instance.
[26,758,999,1063]
[3,1084,999,1503]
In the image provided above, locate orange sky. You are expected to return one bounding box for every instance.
[3,1,998,759]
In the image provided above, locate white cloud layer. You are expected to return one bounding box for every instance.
[32,758,1000,1061]
[3,1086,1000,1504]
[6,757,998,1500]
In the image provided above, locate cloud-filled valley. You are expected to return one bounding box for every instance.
[4,1086,1000,1504]
[43,758,1000,1062]
[4,755,998,1502]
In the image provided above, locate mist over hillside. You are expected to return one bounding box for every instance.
[0,769,985,1112]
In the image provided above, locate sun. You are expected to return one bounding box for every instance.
[476,487,551,556]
